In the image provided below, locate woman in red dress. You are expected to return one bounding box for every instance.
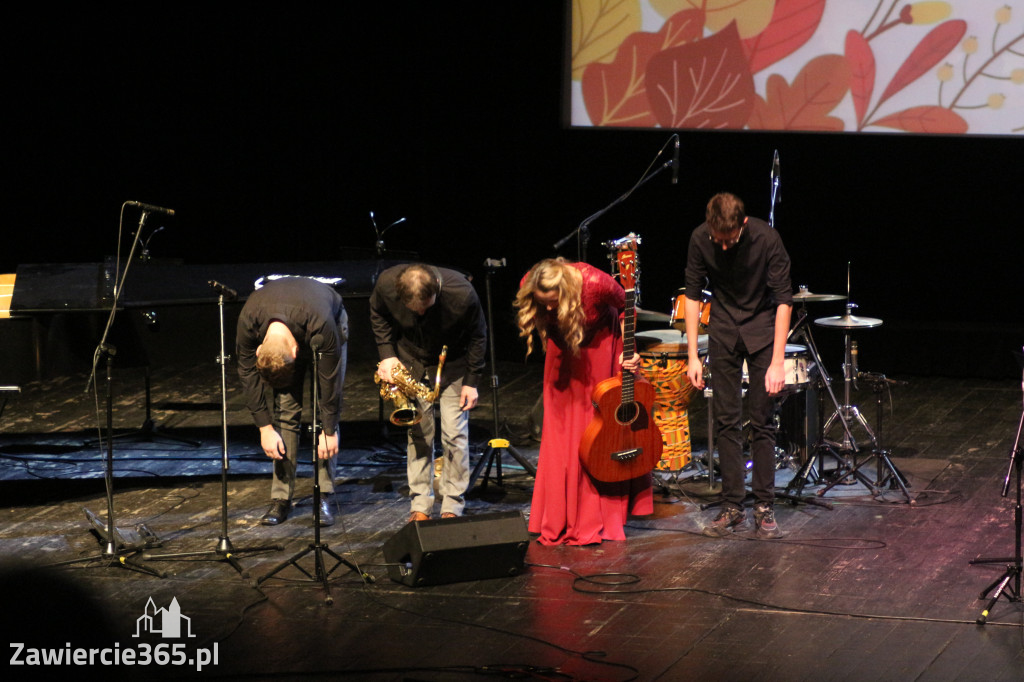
[515,258,653,545]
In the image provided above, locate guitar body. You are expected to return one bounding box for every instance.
[579,373,663,483]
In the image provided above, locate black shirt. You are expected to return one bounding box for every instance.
[236,278,348,434]
[370,265,487,389]
[685,217,792,354]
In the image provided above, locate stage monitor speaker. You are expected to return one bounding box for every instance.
[382,511,529,587]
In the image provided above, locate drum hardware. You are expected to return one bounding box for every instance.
[821,371,913,503]
[814,300,892,497]
[784,301,862,497]
[792,285,846,303]
[637,309,671,324]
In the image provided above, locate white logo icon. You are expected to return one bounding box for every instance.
[133,597,196,639]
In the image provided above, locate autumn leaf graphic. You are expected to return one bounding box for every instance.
[571,0,642,82]
[581,9,704,127]
[645,22,757,129]
[743,0,827,74]
[748,54,851,131]
[872,106,968,134]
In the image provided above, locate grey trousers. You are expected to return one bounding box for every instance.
[406,379,470,516]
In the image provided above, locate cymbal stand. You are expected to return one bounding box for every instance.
[820,372,912,502]
[970,355,1024,624]
[469,258,537,491]
[256,339,371,604]
[143,282,282,573]
[785,304,858,496]
[817,310,881,496]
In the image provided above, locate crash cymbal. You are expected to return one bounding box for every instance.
[636,309,671,323]
[814,313,883,329]
[793,286,846,302]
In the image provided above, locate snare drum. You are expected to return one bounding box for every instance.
[740,344,811,391]
[670,288,711,333]
[783,344,811,390]
[636,330,706,471]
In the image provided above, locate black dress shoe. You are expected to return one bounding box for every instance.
[317,495,335,527]
[260,499,291,526]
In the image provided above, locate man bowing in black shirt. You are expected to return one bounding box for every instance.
[237,278,348,527]
[684,192,792,539]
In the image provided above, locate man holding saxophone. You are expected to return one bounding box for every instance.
[370,263,487,522]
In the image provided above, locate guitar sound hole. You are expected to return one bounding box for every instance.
[615,402,639,425]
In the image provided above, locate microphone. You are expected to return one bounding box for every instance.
[771,150,780,204]
[671,136,679,185]
[126,201,175,216]
[208,280,237,301]
[310,334,324,351]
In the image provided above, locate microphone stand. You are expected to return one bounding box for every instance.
[51,205,166,577]
[469,258,537,492]
[552,135,678,263]
[143,281,282,574]
[769,149,781,229]
[970,351,1024,624]
[256,337,371,603]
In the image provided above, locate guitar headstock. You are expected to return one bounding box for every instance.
[611,233,641,292]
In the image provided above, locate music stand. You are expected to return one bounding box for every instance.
[469,258,537,491]
[970,347,1024,624]
[143,281,281,574]
[256,335,371,603]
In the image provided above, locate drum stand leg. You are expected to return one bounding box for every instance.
[785,307,858,497]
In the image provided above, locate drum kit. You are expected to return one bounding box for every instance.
[639,280,912,503]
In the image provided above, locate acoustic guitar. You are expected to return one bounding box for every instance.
[579,235,663,483]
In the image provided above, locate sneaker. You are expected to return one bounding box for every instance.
[703,507,746,537]
[753,502,780,539]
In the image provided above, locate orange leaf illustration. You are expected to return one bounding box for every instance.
[571,0,643,81]
[651,0,774,38]
[581,9,704,127]
[871,106,968,134]
[748,54,851,131]
[845,30,875,127]
[743,0,826,74]
[877,20,966,106]
[645,22,756,130]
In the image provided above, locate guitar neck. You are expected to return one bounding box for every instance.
[622,287,636,400]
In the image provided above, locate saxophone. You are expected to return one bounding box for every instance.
[375,346,448,426]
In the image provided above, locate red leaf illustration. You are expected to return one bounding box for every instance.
[748,54,851,131]
[742,0,827,74]
[581,9,704,127]
[877,20,966,106]
[845,30,875,127]
[871,106,968,134]
[645,22,756,130]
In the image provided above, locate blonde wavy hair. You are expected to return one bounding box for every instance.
[514,258,585,357]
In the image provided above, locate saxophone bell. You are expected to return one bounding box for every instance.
[375,346,448,427]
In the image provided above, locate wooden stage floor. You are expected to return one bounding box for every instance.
[1,356,1022,680]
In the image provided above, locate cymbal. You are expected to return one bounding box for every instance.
[814,314,883,329]
[793,288,846,302]
[636,309,671,323]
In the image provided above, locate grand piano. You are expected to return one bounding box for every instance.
[0,258,409,382]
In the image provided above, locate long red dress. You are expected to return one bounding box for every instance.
[527,262,654,545]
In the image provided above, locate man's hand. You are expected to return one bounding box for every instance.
[687,360,705,391]
[765,360,786,395]
[460,385,479,411]
[259,425,286,460]
[377,357,402,383]
[318,432,339,460]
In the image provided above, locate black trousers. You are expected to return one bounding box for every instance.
[709,336,776,509]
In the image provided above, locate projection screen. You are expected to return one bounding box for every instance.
[568,0,1023,135]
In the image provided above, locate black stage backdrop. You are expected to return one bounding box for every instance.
[5,5,1022,379]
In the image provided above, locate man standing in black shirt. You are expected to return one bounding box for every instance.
[685,192,792,538]
[237,278,348,527]
[370,264,486,522]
